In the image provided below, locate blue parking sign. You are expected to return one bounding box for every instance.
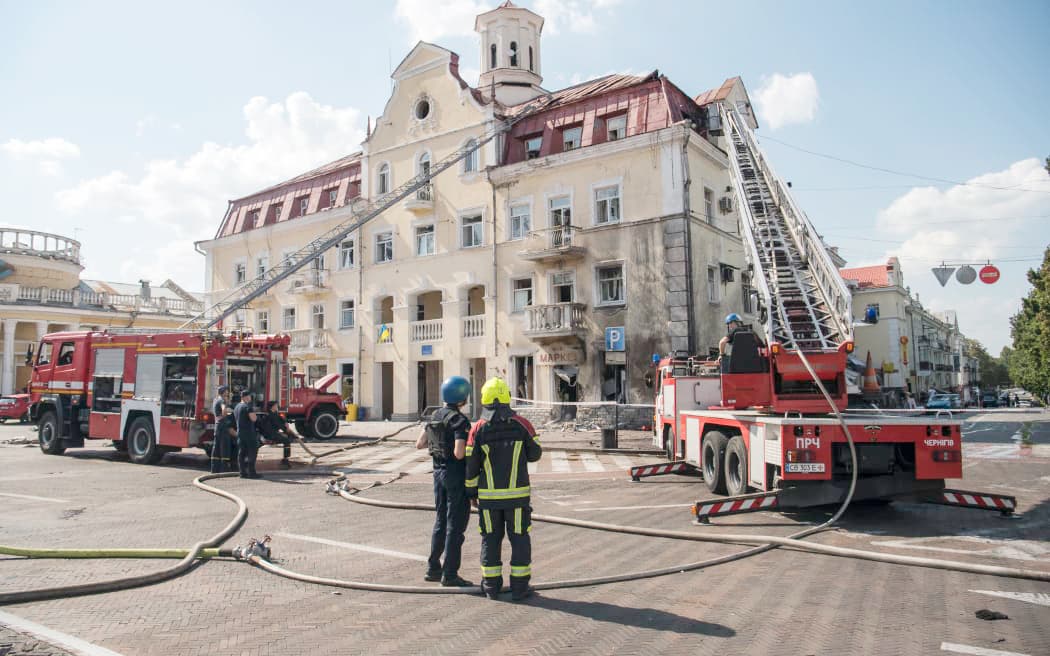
[605,326,625,352]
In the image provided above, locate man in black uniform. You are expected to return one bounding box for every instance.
[466,377,542,601]
[210,385,234,473]
[414,375,473,587]
[234,390,262,479]
[256,400,293,470]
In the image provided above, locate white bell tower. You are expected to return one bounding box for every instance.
[475,1,545,105]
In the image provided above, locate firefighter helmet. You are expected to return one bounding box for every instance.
[480,377,512,406]
[440,376,472,405]
[725,313,742,324]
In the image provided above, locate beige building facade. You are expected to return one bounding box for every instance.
[0,227,204,395]
[199,3,757,420]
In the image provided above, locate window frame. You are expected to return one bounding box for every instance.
[595,261,626,307]
[707,265,720,304]
[297,195,310,217]
[256,310,270,334]
[704,187,714,221]
[281,306,297,331]
[376,162,391,195]
[338,239,355,270]
[549,270,576,304]
[459,212,484,249]
[255,252,269,278]
[461,138,479,174]
[325,187,339,209]
[606,114,627,141]
[593,183,622,226]
[233,260,247,285]
[339,299,356,330]
[311,303,326,330]
[511,276,534,314]
[508,202,531,241]
[374,230,394,264]
[415,223,436,257]
[524,135,542,160]
[270,203,283,223]
[562,126,583,152]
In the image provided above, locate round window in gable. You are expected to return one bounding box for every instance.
[414,98,431,120]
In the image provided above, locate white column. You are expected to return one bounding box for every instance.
[1,319,17,395]
[36,321,48,339]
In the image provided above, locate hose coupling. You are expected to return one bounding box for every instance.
[233,535,272,561]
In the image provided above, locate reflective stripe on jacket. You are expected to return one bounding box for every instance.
[465,404,541,509]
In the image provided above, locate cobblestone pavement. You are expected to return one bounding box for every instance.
[1,421,1049,656]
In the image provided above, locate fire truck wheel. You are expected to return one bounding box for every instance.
[127,417,162,465]
[38,412,66,455]
[295,420,315,439]
[663,427,675,461]
[112,440,128,452]
[724,435,749,496]
[310,410,340,440]
[701,431,728,494]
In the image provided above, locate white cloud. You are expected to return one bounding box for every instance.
[394,0,492,42]
[2,137,81,160]
[754,73,820,130]
[874,157,1050,352]
[535,0,621,35]
[55,92,366,290]
[2,137,81,177]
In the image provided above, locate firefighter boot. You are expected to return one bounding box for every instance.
[481,577,502,600]
[510,571,532,601]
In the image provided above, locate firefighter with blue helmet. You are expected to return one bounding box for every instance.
[414,375,474,587]
[719,313,744,359]
[466,377,543,600]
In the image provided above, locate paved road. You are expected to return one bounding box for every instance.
[1,421,1048,656]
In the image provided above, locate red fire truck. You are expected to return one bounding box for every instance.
[637,102,1015,522]
[27,329,291,465]
[288,371,344,440]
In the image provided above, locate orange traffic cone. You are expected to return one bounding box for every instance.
[862,351,881,396]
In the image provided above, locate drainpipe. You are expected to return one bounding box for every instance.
[679,125,696,354]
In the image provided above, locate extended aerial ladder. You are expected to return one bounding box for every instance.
[715,103,857,413]
[183,96,552,330]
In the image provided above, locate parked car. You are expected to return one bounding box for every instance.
[981,392,999,408]
[926,393,962,410]
[0,394,31,423]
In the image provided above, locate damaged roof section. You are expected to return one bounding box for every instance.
[216,153,362,239]
[500,71,703,165]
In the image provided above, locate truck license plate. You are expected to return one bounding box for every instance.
[786,463,825,473]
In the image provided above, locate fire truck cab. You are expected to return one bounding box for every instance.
[28,329,291,465]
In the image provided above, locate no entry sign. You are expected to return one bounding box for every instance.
[979,265,1001,284]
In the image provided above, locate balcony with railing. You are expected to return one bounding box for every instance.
[404,183,434,212]
[288,269,328,295]
[518,227,586,263]
[7,285,204,316]
[410,318,443,342]
[289,328,330,356]
[523,303,586,340]
[0,228,81,265]
[462,315,485,339]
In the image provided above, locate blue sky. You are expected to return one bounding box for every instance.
[2,0,1048,352]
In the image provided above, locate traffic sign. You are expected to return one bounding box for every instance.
[932,266,955,287]
[955,265,976,284]
[979,265,1000,284]
[605,326,625,352]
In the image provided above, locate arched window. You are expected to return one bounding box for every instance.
[509,41,518,67]
[418,152,431,176]
[463,139,479,173]
[529,46,534,72]
[490,44,497,70]
[377,163,390,195]
[417,153,432,200]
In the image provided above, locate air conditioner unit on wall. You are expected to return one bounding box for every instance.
[718,196,733,214]
[720,264,735,283]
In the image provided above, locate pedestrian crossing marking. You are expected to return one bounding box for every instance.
[549,451,571,473]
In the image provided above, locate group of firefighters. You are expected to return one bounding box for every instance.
[207,374,542,600]
[209,386,293,478]
[413,375,542,601]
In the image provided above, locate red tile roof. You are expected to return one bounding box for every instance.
[840,262,892,289]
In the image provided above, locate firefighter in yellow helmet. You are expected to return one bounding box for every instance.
[465,377,542,600]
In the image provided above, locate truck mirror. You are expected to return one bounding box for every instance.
[25,343,34,366]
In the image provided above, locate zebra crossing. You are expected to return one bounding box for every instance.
[334,445,653,476]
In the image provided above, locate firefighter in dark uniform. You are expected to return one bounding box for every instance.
[234,390,262,479]
[256,400,293,470]
[210,385,234,473]
[414,376,473,587]
[466,377,542,600]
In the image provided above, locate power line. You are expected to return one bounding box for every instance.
[758,135,1050,194]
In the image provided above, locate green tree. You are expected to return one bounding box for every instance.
[1009,246,1050,398]
[964,338,1010,388]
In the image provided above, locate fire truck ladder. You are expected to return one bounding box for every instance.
[718,104,853,351]
[183,96,552,330]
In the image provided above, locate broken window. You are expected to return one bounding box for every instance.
[562,126,582,152]
[525,135,542,160]
[607,115,627,141]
